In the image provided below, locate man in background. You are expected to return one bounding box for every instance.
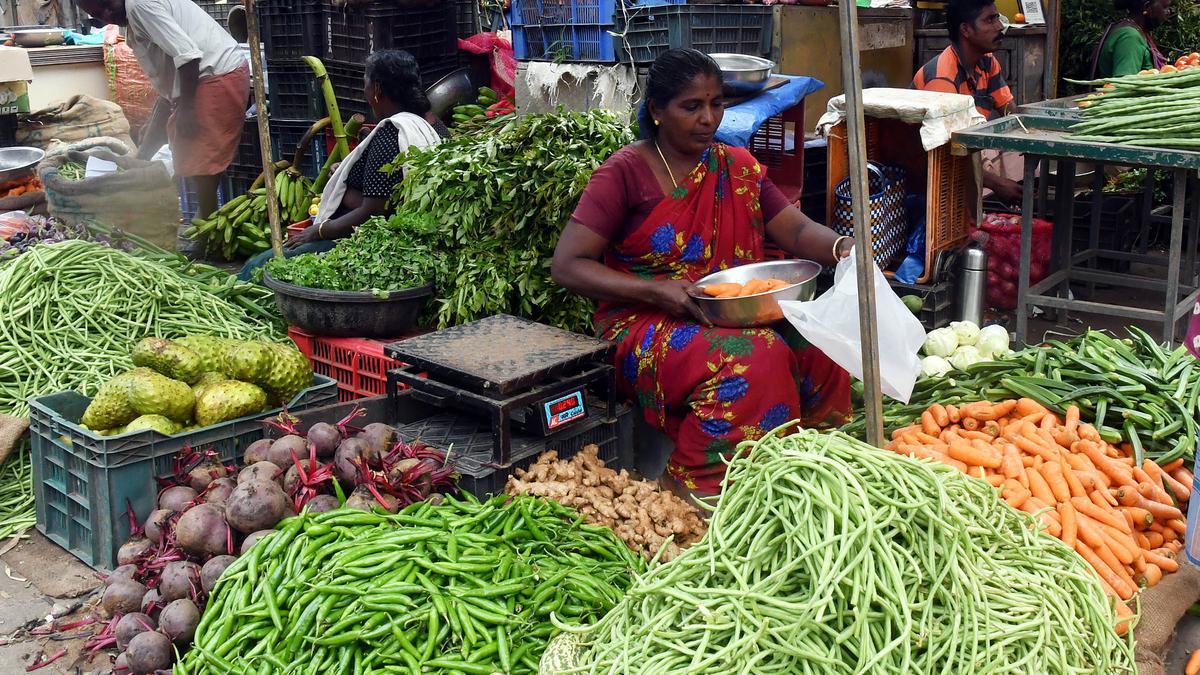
[912,0,1023,204]
[77,0,248,219]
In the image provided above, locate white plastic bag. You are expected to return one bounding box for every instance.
[780,249,925,402]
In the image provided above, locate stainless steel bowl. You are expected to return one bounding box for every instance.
[710,53,774,97]
[425,68,478,121]
[11,27,65,47]
[689,259,821,328]
[0,147,44,184]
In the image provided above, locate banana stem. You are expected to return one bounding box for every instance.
[314,113,364,192]
[302,56,349,162]
[250,160,292,191]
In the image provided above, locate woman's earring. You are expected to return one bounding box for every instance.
[654,119,660,126]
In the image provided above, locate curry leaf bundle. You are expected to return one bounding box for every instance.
[391,110,634,333]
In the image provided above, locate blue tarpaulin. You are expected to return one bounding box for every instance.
[715,75,825,148]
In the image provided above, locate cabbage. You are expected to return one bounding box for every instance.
[977,324,1011,357]
[949,345,985,370]
[921,355,954,378]
[949,321,981,347]
[922,328,958,358]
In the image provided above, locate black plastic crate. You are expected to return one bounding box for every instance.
[270,118,327,179]
[1071,193,1138,272]
[225,118,264,195]
[456,0,480,37]
[616,5,774,64]
[192,0,231,27]
[261,0,327,60]
[326,3,456,68]
[267,59,323,120]
[889,277,954,331]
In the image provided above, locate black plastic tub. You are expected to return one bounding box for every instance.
[262,272,434,338]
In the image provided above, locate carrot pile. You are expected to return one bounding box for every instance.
[0,176,43,199]
[887,397,1192,635]
[700,277,792,298]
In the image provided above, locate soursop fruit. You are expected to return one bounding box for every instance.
[132,338,204,384]
[222,341,273,385]
[176,336,230,376]
[262,343,313,404]
[194,381,268,426]
[192,371,227,399]
[80,368,148,430]
[125,414,182,435]
[129,371,195,423]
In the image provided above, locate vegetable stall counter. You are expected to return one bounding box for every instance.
[951,114,1200,346]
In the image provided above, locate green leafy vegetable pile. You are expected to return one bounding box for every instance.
[263,212,442,293]
[392,110,634,333]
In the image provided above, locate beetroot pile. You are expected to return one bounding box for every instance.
[88,407,456,674]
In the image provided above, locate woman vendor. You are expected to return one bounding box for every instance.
[239,49,447,279]
[1092,0,1171,78]
[551,49,853,498]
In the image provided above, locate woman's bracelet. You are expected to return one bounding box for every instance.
[317,221,325,239]
[832,235,851,263]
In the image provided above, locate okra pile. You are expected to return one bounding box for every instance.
[844,328,1200,465]
[179,494,644,674]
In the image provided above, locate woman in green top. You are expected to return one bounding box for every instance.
[1092,0,1171,78]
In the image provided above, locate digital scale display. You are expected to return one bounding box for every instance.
[543,391,587,430]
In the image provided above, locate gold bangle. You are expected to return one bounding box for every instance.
[317,221,324,239]
[832,235,850,263]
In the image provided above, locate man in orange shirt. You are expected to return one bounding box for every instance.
[913,0,1022,203]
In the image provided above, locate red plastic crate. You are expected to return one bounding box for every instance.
[289,327,404,401]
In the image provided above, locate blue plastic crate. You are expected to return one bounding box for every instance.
[179,177,229,224]
[510,0,683,62]
[29,374,337,570]
[616,4,775,65]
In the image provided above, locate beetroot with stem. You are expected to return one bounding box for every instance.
[174,503,230,557]
[143,509,174,544]
[266,435,307,469]
[333,437,368,486]
[106,564,139,586]
[202,477,236,505]
[242,438,272,466]
[102,580,148,616]
[238,461,283,486]
[158,598,200,646]
[140,587,163,619]
[114,613,156,650]
[125,630,173,674]
[225,479,289,534]
[113,652,129,673]
[306,422,341,458]
[157,486,198,512]
[240,529,273,555]
[200,555,235,593]
[357,422,398,464]
[305,494,340,512]
[158,560,201,602]
[117,535,154,568]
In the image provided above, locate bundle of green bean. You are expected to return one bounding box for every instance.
[179,494,644,675]
[0,444,34,542]
[1069,68,1200,148]
[844,328,1199,465]
[550,429,1136,674]
[0,241,281,415]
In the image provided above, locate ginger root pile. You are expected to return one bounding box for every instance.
[505,446,706,561]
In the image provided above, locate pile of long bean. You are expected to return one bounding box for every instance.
[0,240,281,415]
[1069,68,1200,148]
[179,494,644,674]
[552,428,1136,674]
[0,444,35,542]
[844,328,1199,465]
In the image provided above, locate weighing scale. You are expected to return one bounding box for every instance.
[384,315,617,465]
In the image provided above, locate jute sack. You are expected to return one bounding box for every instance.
[1134,561,1200,675]
[39,137,180,251]
[16,94,136,150]
[0,414,28,467]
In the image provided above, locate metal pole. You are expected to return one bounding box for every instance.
[243,0,285,257]
[836,0,883,447]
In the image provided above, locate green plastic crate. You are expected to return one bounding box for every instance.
[29,374,337,570]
